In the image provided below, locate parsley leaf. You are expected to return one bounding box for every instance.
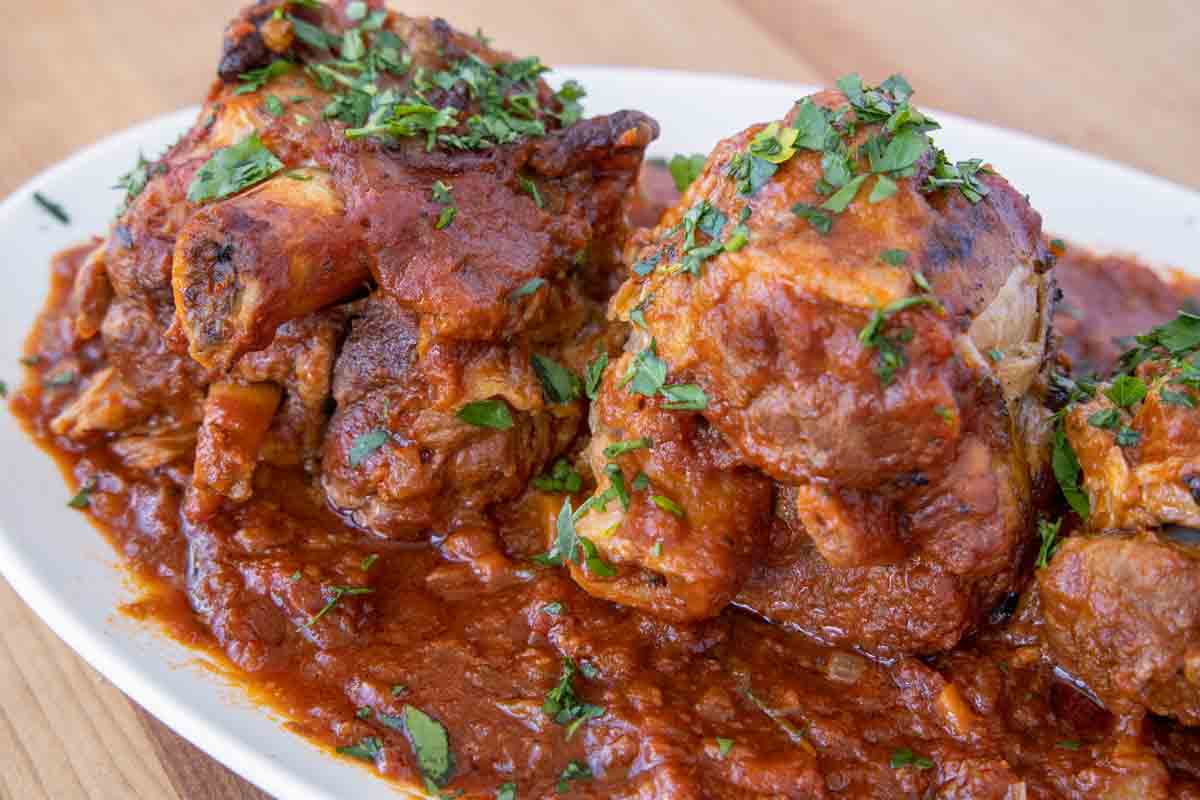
[1161,387,1197,408]
[716,737,734,757]
[1105,374,1148,408]
[584,352,609,399]
[603,438,651,459]
[651,494,685,518]
[511,277,546,299]
[668,153,707,192]
[533,459,583,494]
[496,783,517,800]
[400,706,455,788]
[348,429,389,466]
[542,658,604,739]
[879,248,908,266]
[1116,426,1141,448]
[1052,421,1090,518]
[660,383,708,411]
[1035,517,1062,569]
[1087,409,1120,430]
[532,354,581,404]
[890,747,934,770]
[337,737,384,762]
[187,132,283,204]
[235,59,294,94]
[67,481,95,509]
[33,192,70,224]
[792,202,833,234]
[457,399,515,430]
[621,340,669,397]
[556,761,592,793]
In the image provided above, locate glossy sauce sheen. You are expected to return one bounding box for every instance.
[14,239,1200,799]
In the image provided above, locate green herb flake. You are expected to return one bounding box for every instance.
[792,202,833,234]
[391,684,408,697]
[337,736,384,762]
[988,349,1004,362]
[533,458,583,494]
[584,352,609,400]
[603,438,652,459]
[879,249,908,266]
[621,340,669,397]
[186,132,283,204]
[1115,426,1141,448]
[401,705,455,788]
[1105,374,1148,408]
[660,383,708,411]
[348,429,389,467]
[1087,408,1120,430]
[717,737,734,757]
[631,472,650,492]
[457,399,514,430]
[556,761,593,793]
[668,153,707,192]
[289,570,302,582]
[532,354,581,404]
[542,658,605,738]
[236,59,294,94]
[1052,421,1090,518]
[356,706,371,720]
[302,584,374,628]
[1035,517,1062,569]
[542,602,564,615]
[67,481,95,509]
[496,783,517,800]
[262,95,285,117]
[360,553,379,571]
[346,0,367,20]
[890,747,934,770]
[1056,739,1082,751]
[511,277,545,299]
[44,370,76,387]
[33,192,70,225]
[651,494,685,518]
[1161,387,1197,408]
[519,176,545,209]
[435,205,457,230]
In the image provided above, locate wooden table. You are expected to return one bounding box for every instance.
[2,2,1197,798]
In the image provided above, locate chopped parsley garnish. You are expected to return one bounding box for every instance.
[262,94,285,116]
[542,602,564,615]
[67,481,95,509]
[19,355,41,366]
[44,370,77,387]
[792,202,833,234]
[1050,238,1067,251]
[934,405,954,423]
[879,248,908,265]
[632,472,650,491]
[651,540,663,557]
[533,459,583,494]
[1056,739,1082,751]
[1087,408,1120,430]
[532,354,582,404]
[667,153,706,192]
[33,192,70,225]
[1035,518,1062,569]
[1161,387,1197,408]
[603,438,651,459]
[398,705,455,789]
[432,181,458,229]
[716,737,734,757]
[511,277,546,299]
[0,380,7,398]
[535,498,616,576]
[556,761,592,793]
[496,783,517,800]
[1052,420,1090,518]
[348,429,389,466]
[651,494,685,518]
[890,747,934,770]
[857,294,941,386]
[337,736,384,762]
[457,398,515,430]
[660,383,708,411]
[543,658,605,739]
[602,464,630,511]
[236,59,294,94]
[391,684,408,697]
[1116,426,1141,448]
[356,706,371,720]
[360,553,379,571]
[621,340,668,396]
[302,584,373,627]
[518,176,545,209]
[289,571,302,582]
[114,153,163,215]
[584,352,609,399]
[1104,374,1147,408]
[186,132,283,204]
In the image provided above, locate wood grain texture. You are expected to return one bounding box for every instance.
[1,2,1197,798]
